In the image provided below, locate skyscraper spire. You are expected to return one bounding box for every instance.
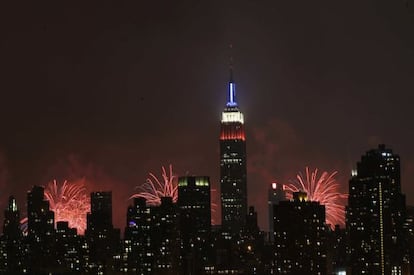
[227,44,237,107]
[229,44,234,83]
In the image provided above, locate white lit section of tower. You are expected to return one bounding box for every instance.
[219,69,247,232]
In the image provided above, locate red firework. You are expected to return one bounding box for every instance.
[283,167,347,229]
[210,188,218,225]
[44,179,90,235]
[130,165,178,206]
[20,217,28,236]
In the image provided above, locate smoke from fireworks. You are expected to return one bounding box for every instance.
[44,179,90,234]
[130,165,178,206]
[283,167,347,229]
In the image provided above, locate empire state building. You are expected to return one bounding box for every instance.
[220,69,247,232]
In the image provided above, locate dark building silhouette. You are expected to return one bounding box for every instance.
[124,197,153,274]
[273,192,327,274]
[326,225,348,275]
[404,205,414,274]
[85,191,121,273]
[151,197,180,274]
[27,185,56,273]
[268,183,286,242]
[55,221,86,273]
[239,206,267,274]
[0,196,25,273]
[347,145,408,274]
[178,176,211,274]
[206,227,244,274]
[220,68,247,232]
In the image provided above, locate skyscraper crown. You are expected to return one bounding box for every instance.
[226,67,237,107]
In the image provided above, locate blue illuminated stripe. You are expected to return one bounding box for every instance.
[227,82,237,107]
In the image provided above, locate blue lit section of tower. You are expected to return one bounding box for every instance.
[220,69,247,232]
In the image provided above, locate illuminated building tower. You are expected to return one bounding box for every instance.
[124,197,153,274]
[27,185,56,273]
[268,183,286,242]
[220,68,247,232]
[347,145,408,274]
[0,196,25,273]
[272,192,327,274]
[86,191,121,273]
[178,176,211,274]
[3,196,21,239]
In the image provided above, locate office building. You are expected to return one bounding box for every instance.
[178,176,211,274]
[220,68,248,232]
[273,192,327,274]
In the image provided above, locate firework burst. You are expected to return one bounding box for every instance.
[20,217,28,236]
[283,167,347,229]
[210,188,218,225]
[44,179,90,234]
[131,165,178,206]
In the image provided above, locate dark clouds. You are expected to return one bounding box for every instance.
[0,0,414,230]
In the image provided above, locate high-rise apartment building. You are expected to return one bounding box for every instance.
[55,221,84,273]
[85,191,120,273]
[347,145,408,274]
[124,197,153,274]
[152,197,179,274]
[273,192,327,274]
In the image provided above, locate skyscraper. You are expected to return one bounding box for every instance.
[27,185,56,273]
[3,196,21,241]
[124,197,153,274]
[220,68,247,232]
[152,197,179,274]
[55,221,84,273]
[178,176,211,235]
[0,196,25,273]
[85,191,121,273]
[347,145,408,274]
[178,176,211,274]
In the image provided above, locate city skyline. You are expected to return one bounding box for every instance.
[0,0,414,232]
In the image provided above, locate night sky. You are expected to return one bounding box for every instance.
[0,0,414,231]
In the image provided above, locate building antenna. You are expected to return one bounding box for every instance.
[227,44,237,106]
[229,44,234,83]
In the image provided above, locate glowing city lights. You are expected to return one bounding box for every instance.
[221,111,244,124]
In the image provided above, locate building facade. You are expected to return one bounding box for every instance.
[124,197,153,274]
[268,183,286,242]
[178,176,212,274]
[27,185,56,273]
[0,196,25,273]
[273,192,327,274]
[347,145,408,274]
[85,191,121,273]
